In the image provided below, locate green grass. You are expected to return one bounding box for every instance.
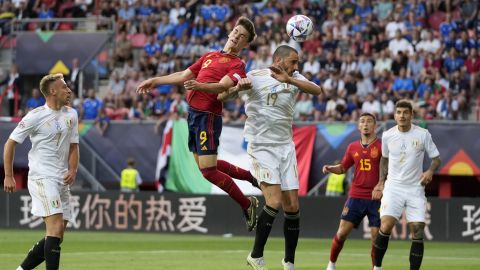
[0,229,479,269]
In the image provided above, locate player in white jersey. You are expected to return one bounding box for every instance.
[372,100,441,270]
[220,45,323,270]
[3,74,79,270]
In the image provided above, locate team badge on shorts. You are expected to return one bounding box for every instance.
[51,199,60,209]
[370,146,379,158]
[342,206,349,216]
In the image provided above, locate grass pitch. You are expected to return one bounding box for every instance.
[0,229,479,269]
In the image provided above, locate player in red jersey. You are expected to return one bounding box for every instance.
[137,17,259,231]
[323,113,382,270]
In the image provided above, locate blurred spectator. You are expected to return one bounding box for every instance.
[356,72,375,99]
[392,67,415,99]
[326,92,346,120]
[374,0,394,24]
[374,49,392,77]
[380,92,395,120]
[120,158,143,192]
[82,89,102,120]
[443,48,464,76]
[385,14,406,39]
[465,48,480,93]
[303,53,320,75]
[388,29,414,56]
[0,64,22,117]
[416,30,441,54]
[25,88,45,111]
[94,107,110,136]
[361,93,381,118]
[436,91,459,120]
[407,53,424,83]
[295,93,314,121]
[68,58,81,95]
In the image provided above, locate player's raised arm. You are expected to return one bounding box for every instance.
[136,69,194,94]
[218,78,252,101]
[269,66,324,96]
[3,139,18,193]
[184,74,237,94]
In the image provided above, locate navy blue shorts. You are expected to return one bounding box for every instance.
[187,108,222,155]
[341,197,380,228]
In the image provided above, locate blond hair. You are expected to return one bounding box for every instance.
[39,73,64,97]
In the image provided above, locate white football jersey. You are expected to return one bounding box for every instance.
[381,124,440,187]
[243,68,309,144]
[10,104,79,179]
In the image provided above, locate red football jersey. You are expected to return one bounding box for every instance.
[341,138,382,199]
[187,51,246,115]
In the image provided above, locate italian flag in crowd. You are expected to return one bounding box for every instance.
[156,119,316,196]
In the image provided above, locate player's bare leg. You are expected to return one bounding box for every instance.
[198,154,258,231]
[373,216,396,270]
[327,220,355,270]
[281,189,299,270]
[408,222,425,270]
[248,183,282,269]
[193,153,199,166]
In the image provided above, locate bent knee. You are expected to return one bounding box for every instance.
[265,199,282,210]
[282,202,299,213]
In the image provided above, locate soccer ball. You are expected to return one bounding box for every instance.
[286,15,314,42]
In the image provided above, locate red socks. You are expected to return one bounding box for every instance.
[217,160,255,182]
[330,234,345,263]
[200,166,250,209]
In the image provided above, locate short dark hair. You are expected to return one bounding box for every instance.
[127,158,135,167]
[272,45,298,62]
[235,16,256,43]
[359,112,376,123]
[395,99,413,112]
[39,73,63,97]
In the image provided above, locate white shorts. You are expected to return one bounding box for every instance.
[28,178,72,221]
[380,184,426,223]
[247,142,298,191]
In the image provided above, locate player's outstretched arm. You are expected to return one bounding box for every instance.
[3,139,17,193]
[64,143,79,186]
[184,75,236,94]
[420,156,441,186]
[218,78,252,101]
[322,164,345,174]
[137,69,194,94]
[269,66,323,95]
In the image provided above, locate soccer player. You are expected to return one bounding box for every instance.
[373,100,441,270]
[137,17,259,230]
[323,113,382,270]
[3,74,79,270]
[220,45,323,270]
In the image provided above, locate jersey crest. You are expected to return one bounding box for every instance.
[370,146,379,158]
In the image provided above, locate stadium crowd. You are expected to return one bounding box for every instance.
[1,0,480,123]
